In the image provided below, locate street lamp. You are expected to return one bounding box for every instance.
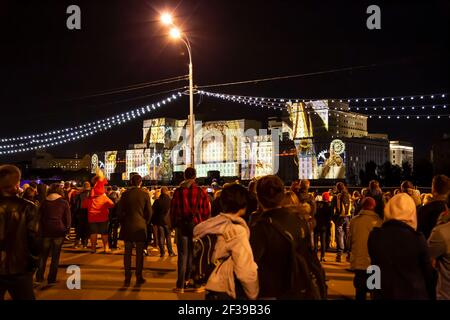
[161,13,195,168]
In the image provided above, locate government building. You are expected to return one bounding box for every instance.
[91,100,412,185]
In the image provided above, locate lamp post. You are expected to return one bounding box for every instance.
[162,14,195,168]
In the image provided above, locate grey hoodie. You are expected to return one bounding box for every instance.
[194,213,259,299]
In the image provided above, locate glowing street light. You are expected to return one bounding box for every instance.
[169,27,181,39]
[161,13,173,25]
[161,13,195,168]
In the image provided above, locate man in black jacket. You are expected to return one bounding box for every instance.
[116,174,152,286]
[417,174,449,239]
[152,187,175,257]
[0,165,40,300]
[250,175,326,299]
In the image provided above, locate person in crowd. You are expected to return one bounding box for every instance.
[194,184,259,300]
[0,165,40,300]
[428,196,450,300]
[107,186,121,250]
[331,182,352,262]
[400,180,422,206]
[63,181,77,205]
[366,180,385,219]
[368,193,436,299]
[282,191,314,247]
[36,183,48,205]
[22,186,38,204]
[314,192,333,262]
[250,175,326,299]
[417,174,449,239]
[82,169,114,254]
[117,174,152,287]
[152,187,176,257]
[295,179,316,217]
[170,167,211,293]
[116,174,152,286]
[72,181,91,249]
[211,189,222,217]
[383,191,392,204]
[243,180,258,222]
[351,190,362,216]
[150,188,161,250]
[20,183,30,198]
[347,197,382,300]
[35,183,71,285]
[290,179,300,195]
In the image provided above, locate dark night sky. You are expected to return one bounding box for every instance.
[1,0,449,162]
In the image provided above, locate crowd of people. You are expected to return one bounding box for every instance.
[0,163,449,300]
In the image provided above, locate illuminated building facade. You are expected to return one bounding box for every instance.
[32,151,91,171]
[390,140,414,167]
[91,100,399,184]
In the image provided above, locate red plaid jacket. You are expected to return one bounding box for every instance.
[170,181,210,227]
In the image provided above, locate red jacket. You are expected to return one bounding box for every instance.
[170,180,211,227]
[82,179,114,223]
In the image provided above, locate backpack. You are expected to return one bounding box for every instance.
[192,233,223,287]
[267,217,327,300]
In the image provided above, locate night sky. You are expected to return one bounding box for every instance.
[1,0,449,162]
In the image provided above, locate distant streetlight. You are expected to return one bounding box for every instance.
[161,13,173,25]
[160,13,195,168]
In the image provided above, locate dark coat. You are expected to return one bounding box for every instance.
[0,195,40,275]
[366,190,385,219]
[211,197,222,217]
[117,187,152,242]
[250,206,314,299]
[314,201,332,230]
[151,193,171,226]
[417,200,447,239]
[39,196,72,238]
[368,220,436,300]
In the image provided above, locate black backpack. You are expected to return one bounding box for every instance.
[267,217,327,300]
[192,233,223,287]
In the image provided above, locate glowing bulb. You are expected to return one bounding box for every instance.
[161,13,173,25]
[169,28,181,39]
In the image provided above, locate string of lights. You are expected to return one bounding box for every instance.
[199,90,448,105]
[0,92,182,155]
[200,90,450,117]
[0,92,182,144]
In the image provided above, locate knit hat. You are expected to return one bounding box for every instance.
[384,193,417,230]
[362,197,376,210]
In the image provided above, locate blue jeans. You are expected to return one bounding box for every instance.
[335,216,350,257]
[158,225,174,255]
[35,237,64,283]
[175,228,193,289]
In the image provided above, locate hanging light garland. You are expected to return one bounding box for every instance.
[0,92,183,155]
[200,90,450,118]
[0,93,182,144]
[199,90,447,105]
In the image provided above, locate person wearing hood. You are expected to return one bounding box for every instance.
[368,193,436,300]
[82,169,114,254]
[35,183,71,285]
[194,183,259,300]
[347,197,382,300]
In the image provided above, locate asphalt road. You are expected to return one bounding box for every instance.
[6,241,356,300]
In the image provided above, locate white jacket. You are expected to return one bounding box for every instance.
[193,213,259,299]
